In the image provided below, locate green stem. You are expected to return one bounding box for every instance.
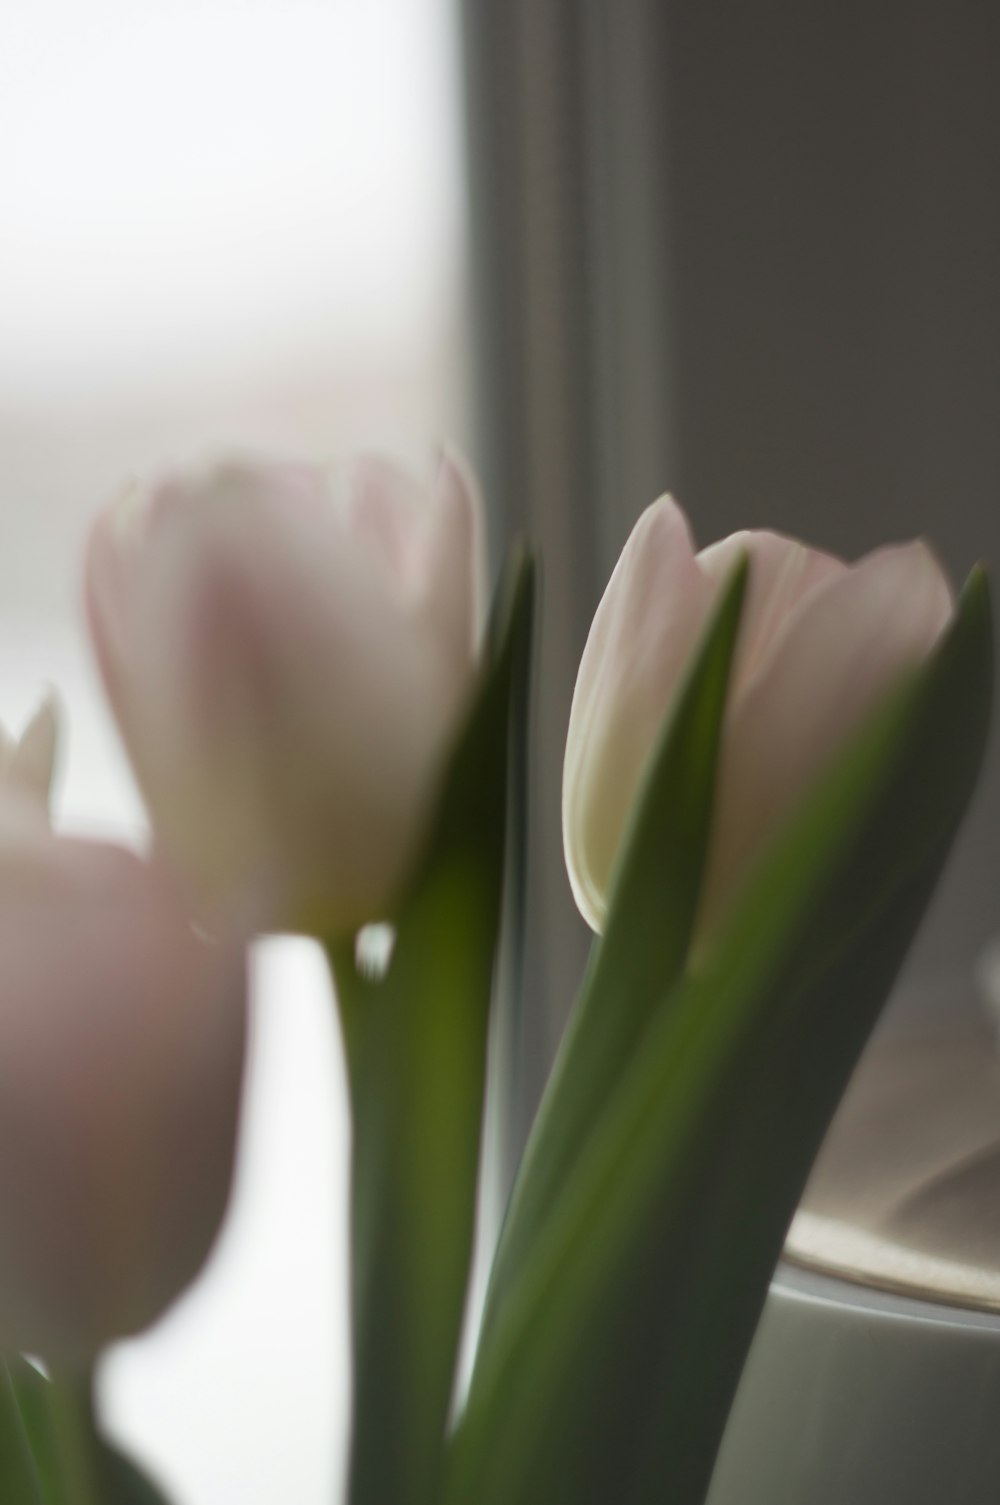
[48,1369,107,1505]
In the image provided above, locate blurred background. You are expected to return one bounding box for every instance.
[1,1,998,1501]
[465,1,1000,1148]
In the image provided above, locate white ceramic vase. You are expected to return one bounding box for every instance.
[708,1263,1000,1505]
[708,977,1000,1505]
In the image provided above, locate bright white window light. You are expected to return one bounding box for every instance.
[0,0,464,401]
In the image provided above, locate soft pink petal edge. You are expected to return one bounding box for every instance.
[699,537,953,933]
[698,529,846,692]
[563,495,713,932]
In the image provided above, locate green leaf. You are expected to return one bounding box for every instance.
[95,1446,172,1505]
[480,526,537,1210]
[478,557,747,1344]
[3,1356,62,1504]
[0,1359,46,1503]
[448,569,993,1505]
[329,548,535,1505]
[4,1359,172,1505]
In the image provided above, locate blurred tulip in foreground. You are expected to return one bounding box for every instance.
[0,694,59,816]
[0,802,247,1363]
[563,497,953,935]
[86,451,484,933]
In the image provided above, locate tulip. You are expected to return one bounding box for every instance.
[0,797,247,1363]
[85,450,484,933]
[0,694,59,815]
[563,496,953,936]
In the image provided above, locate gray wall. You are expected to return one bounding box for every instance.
[462,1,1000,1127]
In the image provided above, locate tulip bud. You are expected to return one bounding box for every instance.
[0,693,59,816]
[564,496,953,936]
[85,450,485,933]
[0,809,247,1363]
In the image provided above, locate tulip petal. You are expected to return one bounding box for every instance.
[698,529,845,690]
[431,442,488,660]
[0,832,247,1361]
[701,539,953,931]
[9,694,60,813]
[334,454,433,610]
[170,502,433,918]
[563,496,715,931]
[86,454,481,931]
[335,446,485,668]
[86,507,183,847]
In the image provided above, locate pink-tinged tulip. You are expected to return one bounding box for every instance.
[0,694,59,816]
[85,450,484,933]
[0,804,247,1362]
[563,497,953,935]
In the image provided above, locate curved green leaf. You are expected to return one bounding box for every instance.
[478,557,747,1345]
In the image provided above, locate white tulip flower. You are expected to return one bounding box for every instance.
[564,496,953,935]
[86,450,484,933]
